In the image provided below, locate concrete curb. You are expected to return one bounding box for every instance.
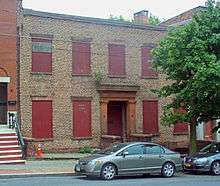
[41,157,80,160]
[25,157,80,161]
[0,172,77,179]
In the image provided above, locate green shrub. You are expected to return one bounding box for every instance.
[79,146,93,154]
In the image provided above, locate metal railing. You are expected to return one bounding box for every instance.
[8,113,25,159]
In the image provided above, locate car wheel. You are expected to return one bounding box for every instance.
[211,161,220,175]
[161,162,175,178]
[101,163,116,180]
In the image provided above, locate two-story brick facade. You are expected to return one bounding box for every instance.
[18,8,191,152]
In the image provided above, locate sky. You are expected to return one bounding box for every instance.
[22,0,207,21]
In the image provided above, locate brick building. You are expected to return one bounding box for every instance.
[0,0,21,126]
[161,6,206,26]
[18,7,194,152]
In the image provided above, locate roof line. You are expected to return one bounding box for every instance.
[23,9,167,32]
[161,6,206,25]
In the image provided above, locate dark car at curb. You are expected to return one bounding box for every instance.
[183,142,220,175]
[74,142,182,180]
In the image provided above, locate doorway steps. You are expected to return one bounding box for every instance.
[0,131,25,165]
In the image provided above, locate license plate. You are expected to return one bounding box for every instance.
[184,163,192,168]
[75,164,81,172]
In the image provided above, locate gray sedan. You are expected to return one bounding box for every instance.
[183,142,220,175]
[74,142,182,180]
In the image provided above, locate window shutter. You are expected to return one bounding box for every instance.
[141,47,157,78]
[204,120,213,140]
[143,100,159,134]
[72,100,91,138]
[173,107,188,134]
[32,38,52,73]
[32,100,53,138]
[72,42,91,75]
[108,44,125,75]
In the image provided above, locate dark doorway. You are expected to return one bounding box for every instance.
[107,101,126,137]
[0,83,8,124]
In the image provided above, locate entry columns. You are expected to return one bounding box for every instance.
[100,100,108,135]
[127,99,136,137]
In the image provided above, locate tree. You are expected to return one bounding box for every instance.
[148,14,161,25]
[109,14,161,25]
[152,0,220,154]
[109,14,130,22]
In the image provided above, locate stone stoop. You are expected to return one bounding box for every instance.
[0,132,25,165]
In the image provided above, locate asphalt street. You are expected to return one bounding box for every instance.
[0,173,220,186]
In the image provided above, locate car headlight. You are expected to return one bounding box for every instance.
[89,160,103,166]
[195,158,208,164]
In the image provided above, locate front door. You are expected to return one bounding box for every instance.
[0,83,8,124]
[107,102,124,136]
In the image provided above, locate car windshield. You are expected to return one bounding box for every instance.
[97,143,128,155]
[200,143,220,153]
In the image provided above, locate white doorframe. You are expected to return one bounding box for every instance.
[0,77,10,83]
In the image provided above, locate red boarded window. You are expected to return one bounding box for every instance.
[204,120,213,140]
[108,44,125,76]
[72,100,91,138]
[173,107,188,134]
[141,47,157,78]
[143,100,159,134]
[72,42,91,75]
[32,100,53,139]
[32,38,52,73]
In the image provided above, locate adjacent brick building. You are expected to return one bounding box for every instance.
[161,6,206,26]
[0,0,21,125]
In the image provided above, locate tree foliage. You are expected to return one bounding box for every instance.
[148,14,161,25]
[152,0,220,153]
[109,14,130,22]
[109,14,161,25]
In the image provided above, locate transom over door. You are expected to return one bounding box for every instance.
[0,83,7,124]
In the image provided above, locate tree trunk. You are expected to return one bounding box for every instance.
[189,120,197,155]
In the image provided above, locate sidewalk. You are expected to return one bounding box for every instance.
[0,153,89,178]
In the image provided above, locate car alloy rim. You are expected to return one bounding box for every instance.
[103,165,115,180]
[164,163,174,177]
[213,162,220,175]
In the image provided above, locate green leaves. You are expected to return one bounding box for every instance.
[152,0,220,129]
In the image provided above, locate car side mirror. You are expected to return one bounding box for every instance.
[123,151,129,157]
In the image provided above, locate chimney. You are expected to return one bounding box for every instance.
[133,10,149,25]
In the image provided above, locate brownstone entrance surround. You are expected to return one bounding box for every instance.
[99,87,138,147]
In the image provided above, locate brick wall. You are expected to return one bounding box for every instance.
[19,10,188,152]
[161,6,206,26]
[0,0,18,111]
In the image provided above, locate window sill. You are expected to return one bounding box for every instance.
[30,138,54,142]
[141,76,159,80]
[31,72,52,75]
[173,132,188,135]
[101,135,121,140]
[71,137,93,140]
[72,74,92,77]
[130,133,160,138]
[108,75,126,78]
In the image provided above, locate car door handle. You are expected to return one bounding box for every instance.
[159,154,164,158]
[139,156,144,159]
